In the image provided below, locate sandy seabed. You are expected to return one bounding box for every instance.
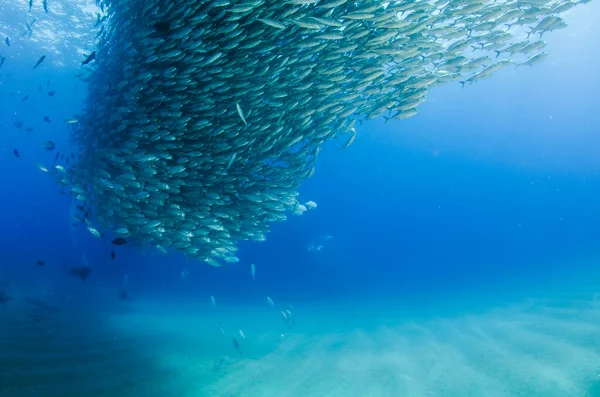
[1,295,600,397]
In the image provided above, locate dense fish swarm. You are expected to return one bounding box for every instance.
[56,0,585,266]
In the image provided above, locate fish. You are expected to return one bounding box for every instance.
[39,0,577,270]
[238,329,245,340]
[36,260,45,266]
[5,37,10,47]
[0,291,12,305]
[43,116,51,123]
[110,250,115,259]
[210,295,216,307]
[111,237,127,245]
[63,265,92,281]
[13,149,20,158]
[43,141,56,151]
[24,297,61,312]
[81,51,96,65]
[47,90,55,96]
[119,288,132,301]
[267,296,275,308]
[33,55,46,68]
[235,103,247,125]
[250,263,255,280]
[232,337,242,354]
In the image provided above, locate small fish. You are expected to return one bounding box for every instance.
[110,250,115,260]
[250,263,255,280]
[232,337,242,354]
[217,322,225,335]
[42,0,48,13]
[64,118,78,124]
[54,152,60,161]
[267,296,274,308]
[87,225,101,238]
[64,265,92,281]
[213,357,225,370]
[5,37,10,46]
[47,90,55,96]
[305,200,317,209]
[0,55,5,68]
[238,329,246,340]
[119,288,132,301]
[223,152,236,174]
[33,55,46,68]
[28,0,32,12]
[36,163,48,172]
[43,116,51,123]
[210,295,216,307]
[22,95,30,101]
[13,149,20,158]
[36,260,45,266]
[43,141,56,151]
[0,291,13,305]
[111,237,127,245]
[81,51,96,65]
[236,103,247,125]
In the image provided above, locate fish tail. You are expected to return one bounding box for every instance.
[493,50,501,58]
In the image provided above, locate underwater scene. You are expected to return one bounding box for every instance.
[1,0,600,396]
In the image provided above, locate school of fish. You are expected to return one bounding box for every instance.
[45,0,587,266]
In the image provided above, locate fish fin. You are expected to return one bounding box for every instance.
[493,50,501,58]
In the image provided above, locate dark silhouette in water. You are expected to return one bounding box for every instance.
[232,337,242,354]
[118,288,132,302]
[111,237,127,246]
[63,265,92,281]
[213,357,226,370]
[24,297,61,312]
[0,290,12,305]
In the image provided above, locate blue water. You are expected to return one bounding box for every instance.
[1,1,600,396]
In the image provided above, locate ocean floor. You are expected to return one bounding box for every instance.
[1,294,600,397]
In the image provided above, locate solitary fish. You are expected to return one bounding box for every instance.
[33,55,46,68]
[13,149,20,158]
[266,296,275,308]
[238,329,246,340]
[210,295,216,307]
[36,260,45,266]
[111,237,127,245]
[250,263,255,280]
[232,337,242,354]
[110,250,115,260]
[64,265,92,281]
[81,51,96,65]
[5,37,10,46]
